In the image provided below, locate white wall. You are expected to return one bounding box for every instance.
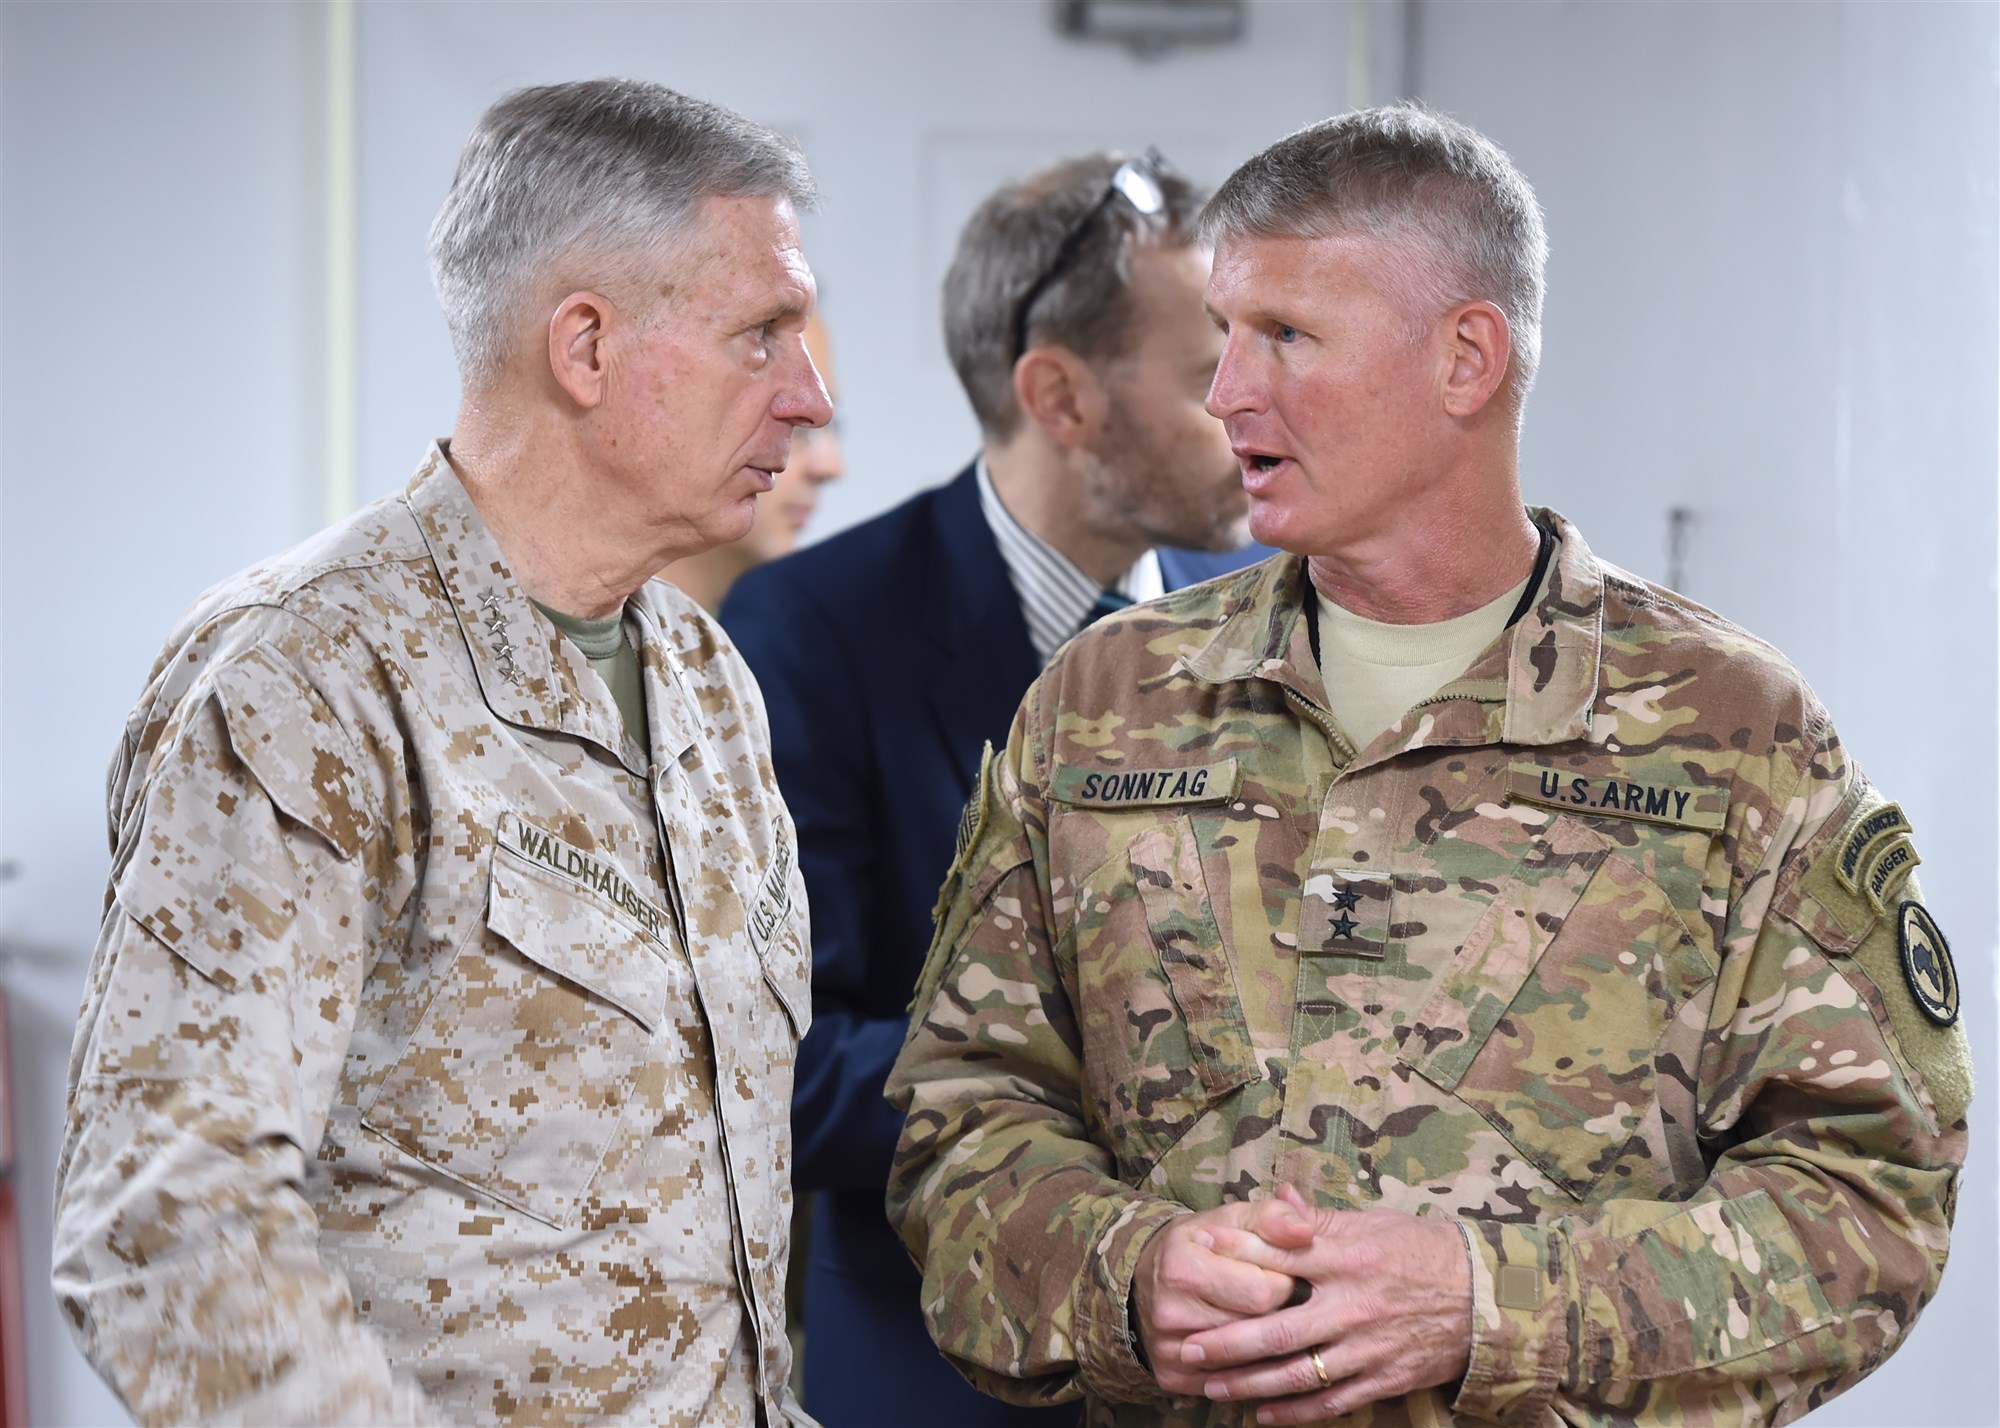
[0,3,1992,1425]
[1411,3,1999,1423]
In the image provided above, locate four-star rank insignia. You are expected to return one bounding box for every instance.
[1897,900,1959,1027]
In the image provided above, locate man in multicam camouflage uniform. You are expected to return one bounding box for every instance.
[54,80,828,1426]
[887,104,1970,1427]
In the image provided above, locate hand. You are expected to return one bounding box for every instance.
[1182,1184,1473,1423]
[1131,1198,1318,1397]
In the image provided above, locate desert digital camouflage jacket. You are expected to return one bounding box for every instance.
[54,446,812,1427]
[886,511,1969,1426]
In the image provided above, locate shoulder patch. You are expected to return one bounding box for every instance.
[1832,799,1922,912]
[1834,802,1909,893]
[1780,782,1923,950]
[1049,759,1239,809]
[1828,873,1973,1129]
[935,742,995,923]
[914,742,1003,1017]
[1897,901,1959,1028]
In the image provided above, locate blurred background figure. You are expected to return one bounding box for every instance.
[662,312,845,611]
[725,148,1263,1428]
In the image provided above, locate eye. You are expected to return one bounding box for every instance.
[1275,323,1301,345]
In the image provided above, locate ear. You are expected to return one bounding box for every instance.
[547,290,615,409]
[1012,347,1110,449]
[1439,300,1512,419]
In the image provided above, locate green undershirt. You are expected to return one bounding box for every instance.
[1317,572,1531,753]
[533,600,648,752]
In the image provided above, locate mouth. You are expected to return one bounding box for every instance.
[1232,444,1293,491]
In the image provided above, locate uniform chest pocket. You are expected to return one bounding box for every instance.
[359,842,671,1228]
[1071,814,1256,1183]
[1396,814,1714,1201]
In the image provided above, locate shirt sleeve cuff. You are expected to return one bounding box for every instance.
[1450,1215,1570,1425]
[1071,1197,1192,1405]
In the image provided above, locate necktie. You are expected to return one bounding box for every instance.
[1080,587,1133,633]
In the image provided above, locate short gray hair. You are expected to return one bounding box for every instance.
[1201,103,1547,409]
[944,153,1206,440]
[429,78,816,383]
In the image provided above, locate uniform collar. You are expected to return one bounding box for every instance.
[1178,507,1602,754]
[1493,508,1602,747]
[405,442,657,772]
[626,597,704,767]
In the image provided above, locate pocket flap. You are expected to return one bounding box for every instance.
[211,646,372,861]
[488,848,669,1033]
[1400,815,1610,1090]
[1129,817,1256,1100]
[762,924,811,1041]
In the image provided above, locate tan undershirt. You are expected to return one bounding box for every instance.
[533,599,648,751]
[1317,572,1531,753]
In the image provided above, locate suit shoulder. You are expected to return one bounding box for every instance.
[726,479,956,621]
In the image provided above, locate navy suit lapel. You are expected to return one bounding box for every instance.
[918,463,1040,794]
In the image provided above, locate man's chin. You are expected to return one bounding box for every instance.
[1245,500,1309,553]
[716,495,763,547]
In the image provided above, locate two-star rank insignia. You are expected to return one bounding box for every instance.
[1326,884,1360,939]
[1300,870,1385,958]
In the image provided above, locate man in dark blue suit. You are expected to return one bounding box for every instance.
[724,152,1265,1426]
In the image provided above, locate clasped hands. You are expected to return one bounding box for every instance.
[1132,1185,1473,1424]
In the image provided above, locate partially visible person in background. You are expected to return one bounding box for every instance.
[724,149,1265,1427]
[663,311,845,611]
[53,77,825,1426]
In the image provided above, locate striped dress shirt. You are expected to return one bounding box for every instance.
[976,459,1164,666]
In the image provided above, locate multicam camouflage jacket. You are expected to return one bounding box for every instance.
[54,446,812,1427]
[887,511,1969,1426]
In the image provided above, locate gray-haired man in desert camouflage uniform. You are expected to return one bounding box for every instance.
[888,104,1969,1427]
[55,79,829,1426]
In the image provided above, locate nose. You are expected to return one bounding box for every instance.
[778,342,836,432]
[1205,330,1259,421]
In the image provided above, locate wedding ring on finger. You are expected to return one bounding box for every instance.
[1310,1347,1332,1390]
